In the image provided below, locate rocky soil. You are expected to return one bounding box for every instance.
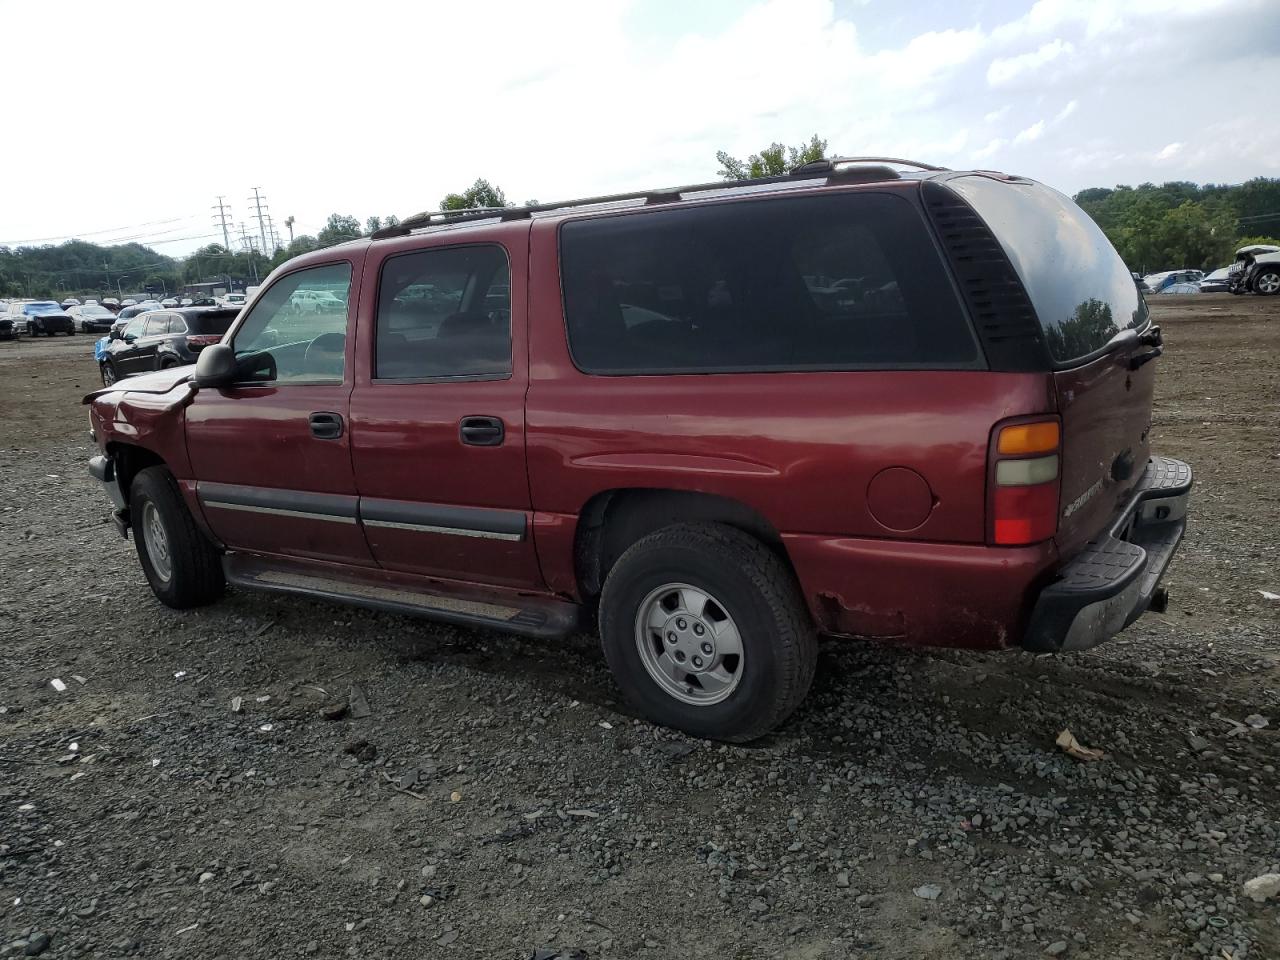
[1,295,1278,959]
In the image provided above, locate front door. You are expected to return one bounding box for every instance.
[185,257,375,566]
[348,229,541,589]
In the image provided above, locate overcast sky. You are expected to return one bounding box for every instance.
[4,0,1278,256]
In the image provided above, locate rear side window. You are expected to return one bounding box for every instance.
[947,176,1148,364]
[374,244,511,380]
[560,193,978,374]
[144,315,168,336]
[188,310,236,335]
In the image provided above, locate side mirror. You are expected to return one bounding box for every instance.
[193,343,238,388]
[123,333,137,344]
[108,330,121,341]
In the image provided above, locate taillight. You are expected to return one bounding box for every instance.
[186,335,222,349]
[990,418,1060,546]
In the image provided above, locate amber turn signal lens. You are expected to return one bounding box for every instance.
[997,421,1060,456]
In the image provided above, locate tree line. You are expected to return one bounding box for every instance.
[4,157,1278,300]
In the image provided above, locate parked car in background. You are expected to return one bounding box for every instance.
[99,306,237,385]
[1227,244,1280,296]
[0,316,14,341]
[161,298,179,308]
[180,298,194,306]
[120,298,138,307]
[70,303,119,332]
[219,292,248,309]
[85,161,1190,741]
[103,298,120,310]
[6,300,76,336]
[1198,267,1231,293]
[1143,269,1203,294]
[61,297,82,309]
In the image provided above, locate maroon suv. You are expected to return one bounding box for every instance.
[86,158,1191,741]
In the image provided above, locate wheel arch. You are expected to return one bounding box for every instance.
[105,442,166,506]
[573,488,792,601]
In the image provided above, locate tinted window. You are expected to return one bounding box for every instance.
[188,310,237,335]
[232,263,352,384]
[560,193,977,374]
[168,316,189,334]
[123,317,147,339]
[144,315,169,336]
[947,176,1148,364]
[374,244,511,379]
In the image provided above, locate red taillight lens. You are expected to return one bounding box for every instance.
[990,418,1061,546]
[993,482,1059,545]
[186,335,222,349]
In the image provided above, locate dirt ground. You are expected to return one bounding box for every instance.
[1,296,1277,960]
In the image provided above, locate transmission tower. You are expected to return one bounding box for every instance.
[249,187,270,257]
[212,196,233,251]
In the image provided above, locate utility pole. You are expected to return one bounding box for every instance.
[212,196,233,251]
[284,215,294,243]
[249,187,269,258]
[238,223,259,283]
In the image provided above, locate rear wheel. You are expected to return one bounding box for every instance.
[599,522,817,742]
[130,466,224,609]
[1255,268,1280,296]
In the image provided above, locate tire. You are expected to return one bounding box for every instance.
[130,466,225,609]
[599,522,817,742]
[158,357,178,369]
[1254,268,1280,297]
[101,362,117,386]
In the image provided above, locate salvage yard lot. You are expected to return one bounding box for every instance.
[1,296,1278,959]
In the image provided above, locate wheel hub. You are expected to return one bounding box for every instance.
[141,501,173,583]
[635,582,744,706]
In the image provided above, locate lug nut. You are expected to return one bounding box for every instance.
[700,642,713,655]
[667,632,677,644]
[692,656,703,668]
[693,624,704,636]
[676,618,687,630]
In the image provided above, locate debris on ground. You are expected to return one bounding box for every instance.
[913,884,942,900]
[343,739,377,762]
[348,684,372,718]
[1243,874,1280,903]
[1055,728,1105,762]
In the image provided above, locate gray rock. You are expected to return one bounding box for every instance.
[24,934,51,957]
[913,884,942,900]
[1046,942,1068,956]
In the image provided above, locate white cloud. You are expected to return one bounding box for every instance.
[1013,120,1047,145]
[972,138,1009,162]
[1054,99,1079,122]
[1156,142,1184,161]
[987,38,1075,86]
[984,106,1011,123]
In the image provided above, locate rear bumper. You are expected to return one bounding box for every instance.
[1022,456,1191,652]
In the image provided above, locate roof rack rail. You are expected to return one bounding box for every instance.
[372,157,943,240]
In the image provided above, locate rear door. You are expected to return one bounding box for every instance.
[348,225,542,589]
[947,176,1156,557]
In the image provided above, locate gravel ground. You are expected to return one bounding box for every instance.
[2,296,1278,960]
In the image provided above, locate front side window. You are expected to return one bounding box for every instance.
[144,315,169,336]
[560,193,978,374]
[374,244,511,380]
[123,317,147,339]
[232,263,352,384]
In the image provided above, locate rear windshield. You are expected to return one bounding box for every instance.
[25,302,61,314]
[947,176,1148,364]
[188,310,238,335]
[560,192,979,374]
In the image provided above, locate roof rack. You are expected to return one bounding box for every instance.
[371,156,947,240]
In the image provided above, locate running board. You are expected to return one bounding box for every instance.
[223,555,581,639]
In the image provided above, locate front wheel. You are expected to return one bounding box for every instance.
[100,362,117,386]
[1255,268,1280,296]
[130,466,225,609]
[599,522,817,742]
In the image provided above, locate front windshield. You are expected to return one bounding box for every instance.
[25,303,62,315]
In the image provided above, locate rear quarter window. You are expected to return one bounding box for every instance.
[946,176,1148,364]
[560,192,979,374]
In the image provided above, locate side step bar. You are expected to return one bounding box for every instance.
[223,554,582,640]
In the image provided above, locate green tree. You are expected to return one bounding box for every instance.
[317,214,362,247]
[365,216,382,235]
[440,178,508,211]
[716,134,828,180]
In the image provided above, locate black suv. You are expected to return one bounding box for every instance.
[100,307,238,385]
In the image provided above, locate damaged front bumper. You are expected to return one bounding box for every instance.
[89,454,130,537]
[1023,456,1192,652]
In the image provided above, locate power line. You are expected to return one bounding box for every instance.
[0,216,188,245]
